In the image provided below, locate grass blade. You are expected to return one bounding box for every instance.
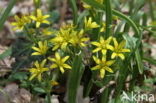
[0,47,12,60]
[69,0,78,24]
[105,0,112,37]
[0,0,17,30]
[67,54,84,103]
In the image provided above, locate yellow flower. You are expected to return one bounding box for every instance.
[11,15,30,31]
[29,59,49,81]
[70,30,89,47]
[110,38,130,60]
[84,17,99,30]
[30,9,50,28]
[32,41,48,56]
[91,56,115,78]
[48,52,71,73]
[91,36,113,55]
[51,28,72,51]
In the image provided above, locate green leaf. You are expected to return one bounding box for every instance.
[135,49,143,74]
[33,87,46,93]
[10,72,28,81]
[123,34,138,49]
[77,10,89,24]
[48,10,60,23]
[143,57,156,66]
[67,54,85,103]
[70,0,78,24]
[0,47,12,60]
[105,0,113,37]
[0,0,17,30]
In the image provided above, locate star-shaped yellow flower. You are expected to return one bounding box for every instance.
[110,38,130,60]
[29,59,49,81]
[70,29,89,47]
[30,9,50,28]
[91,36,113,55]
[48,52,71,73]
[32,41,48,56]
[11,15,30,31]
[91,56,115,78]
[84,17,99,30]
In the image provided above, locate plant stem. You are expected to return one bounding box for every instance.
[47,92,51,103]
[33,0,41,9]
[105,0,112,38]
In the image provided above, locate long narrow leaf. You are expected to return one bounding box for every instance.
[67,54,85,103]
[0,0,17,30]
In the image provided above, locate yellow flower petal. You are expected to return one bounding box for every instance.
[32,46,41,52]
[113,38,118,47]
[36,22,41,28]
[41,68,49,72]
[92,48,101,53]
[34,61,40,68]
[37,9,42,17]
[107,45,114,51]
[43,15,50,19]
[50,64,58,69]
[104,67,113,73]
[37,74,42,81]
[91,22,99,28]
[100,69,105,78]
[100,36,104,43]
[29,74,37,81]
[60,67,65,73]
[91,65,100,70]
[111,53,117,59]
[42,20,50,24]
[41,59,47,67]
[62,56,69,63]
[121,49,130,52]
[63,64,71,69]
[102,49,107,55]
[55,52,61,60]
[106,36,112,43]
[91,42,100,46]
[30,16,37,20]
[32,52,41,55]
[118,53,125,60]
[93,56,100,64]
[29,68,37,73]
[106,60,115,66]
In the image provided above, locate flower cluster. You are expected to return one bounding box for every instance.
[51,27,89,50]
[11,8,130,81]
[91,37,130,78]
[11,9,50,31]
